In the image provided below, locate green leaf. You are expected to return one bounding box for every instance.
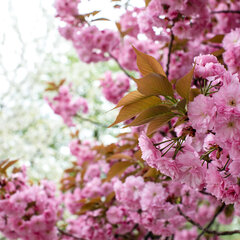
[133,47,166,77]
[135,73,174,97]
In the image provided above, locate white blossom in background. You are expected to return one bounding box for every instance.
[0,0,125,182]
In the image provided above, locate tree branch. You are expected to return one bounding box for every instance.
[76,114,117,128]
[211,10,240,14]
[166,30,174,78]
[109,53,133,79]
[196,203,225,240]
[177,207,203,230]
[207,229,240,236]
[199,189,215,197]
[178,205,240,237]
[58,228,85,240]
[144,231,161,240]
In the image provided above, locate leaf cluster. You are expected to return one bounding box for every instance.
[110,47,199,135]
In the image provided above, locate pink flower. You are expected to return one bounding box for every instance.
[101,71,130,104]
[223,28,240,49]
[213,81,240,113]
[188,94,215,133]
[138,132,161,168]
[223,46,240,75]
[214,112,240,143]
[114,176,144,209]
[176,146,205,189]
[206,166,225,200]
[140,182,166,210]
[46,85,89,127]
[194,54,226,79]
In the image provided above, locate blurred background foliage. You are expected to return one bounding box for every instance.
[0,0,127,182]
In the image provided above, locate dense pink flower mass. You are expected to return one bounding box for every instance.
[46,85,88,126]
[223,28,240,75]
[0,170,59,240]
[100,71,130,104]
[4,0,240,239]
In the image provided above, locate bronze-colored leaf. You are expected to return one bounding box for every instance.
[115,91,146,108]
[212,48,225,57]
[105,192,115,203]
[115,22,133,38]
[147,113,176,135]
[144,167,159,178]
[78,201,101,215]
[91,18,110,22]
[175,66,195,101]
[207,34,224,43]
[174,99,187,113]
[134,150,143,161]
[189,88,201,101]
[109,96,162,127]
[125,105,171,127]
[173,116,188,128]
[135,73,174,97]
[107,153,132,161]
[0,159,18,175]
[104,161,133,182]
[145,0,152,7]
[116,144,135,153]
[84,10,100,17]
[133,47,166,77]
[113,4,121,8]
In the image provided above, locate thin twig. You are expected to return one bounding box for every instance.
[208,229,240,236]
[196,203,225,240]
[144,231,161,240]
[166,30,174,78]
[58,228,85,240]
[199,189,215,197]
[76,114,117,128]
[178,206,240,237]
[177,207,203,230]
[211,10,240,14]
[109,53,133,79]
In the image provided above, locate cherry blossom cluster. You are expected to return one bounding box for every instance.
[100,71,130,104]
[54,0,81,24]
[55,0,240,83]
[69,26,120,63]
[59,127,237,239]
[0,168,60,240]
[2,0,240,239]
[136,29,240,222]
[223,28,240,76]
[69,139,96,166]
[46,85,88,127]
[51,1,240,239]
